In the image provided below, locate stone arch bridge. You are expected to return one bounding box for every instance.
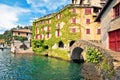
[69,40,118,63]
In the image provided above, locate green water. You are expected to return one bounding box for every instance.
[0,49,83,80]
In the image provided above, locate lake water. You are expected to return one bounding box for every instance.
[0,49,83,80]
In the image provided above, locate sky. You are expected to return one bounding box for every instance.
[0,0,71,34]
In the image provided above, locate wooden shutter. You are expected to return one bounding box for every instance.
[86,19,90,24]
[86,29,90,34]
[36,35,38,39]
[58,23,60,29]
[72,28,76,33]
[97,29,101,34]
[40,34,42,39]
[47,33,49,38]
[47,26,49,32]
[57,30,60,37]
[73,8,76,14]
[72,18,76,24]
[85,8,91,14]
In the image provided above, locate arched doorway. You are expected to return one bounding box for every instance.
[58,41,64,48]
[44,46,49,49]
[69,40,75,47]
[71,47,84,63]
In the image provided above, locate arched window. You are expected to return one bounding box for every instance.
[58,41,64,48]
[69,41,75,47]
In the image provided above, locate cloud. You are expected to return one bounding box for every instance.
[0,4,30,34]
[26,0,71,13]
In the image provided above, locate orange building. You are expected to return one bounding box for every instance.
[12,29,32,41]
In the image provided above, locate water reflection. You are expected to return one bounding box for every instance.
[0,49,83,80]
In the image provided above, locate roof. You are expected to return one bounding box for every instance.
[0,39,5,43]
[12,29,32,33]
[95,0,113,22]
[34,4,101,22]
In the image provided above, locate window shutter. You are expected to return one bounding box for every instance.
[97,29,101,34]
[72,18,76,24]
[48,20,49,24]
[40,34,42,39]
[57,30,60,37]
[86,29,90,34]
[47,33,49,38]
[36,28,38,34]
[85,8,91,14]
[73,8,76,14]
[58,23,60,29]
[47,26,49,32]
[72,28,76,33]
[42,21,44,24]
[36,35,38,39]
[42,27,44,31]
[86,19,90,24]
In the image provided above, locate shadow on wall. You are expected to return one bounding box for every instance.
[71,47,84,63]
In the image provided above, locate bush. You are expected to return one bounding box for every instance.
[14,36,28,42]
[86,47,102,64]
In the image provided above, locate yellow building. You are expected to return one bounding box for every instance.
[32,0,102,54]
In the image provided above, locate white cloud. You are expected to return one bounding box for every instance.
[26,0,71,12]
[0,4,31,34]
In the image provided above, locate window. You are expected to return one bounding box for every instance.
[36,28,39,34]
[97,29,101,34]
[57,14,61,20]
[73,8,76,14]
[85,8,91,14]
[57,30,60,37]
[86,19,90,24]
[18,32,20,35]
[42,27,44,31]
[72,28,76,33]
[36,35,38,39]
[47,26,49,32]
[58,23,60,29]
[42,21,45,24]
[35,23,38,26]
[47,33,49,38]
[40,34,42,39]
[86,29,90,34]
[113,2,120,18]
[48,20,50,24]
[72,18,76,24]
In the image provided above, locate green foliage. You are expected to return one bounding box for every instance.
[14,36,28,42]
[0,30,12,45]
[99,58,114,79]
[86,47,102,64]
[48,48,69,60]
[32,40,45,53]
[32,6,82,53]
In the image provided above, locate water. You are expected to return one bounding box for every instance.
[0,49,83,80]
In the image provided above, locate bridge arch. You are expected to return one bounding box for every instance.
[71,47,84,63]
